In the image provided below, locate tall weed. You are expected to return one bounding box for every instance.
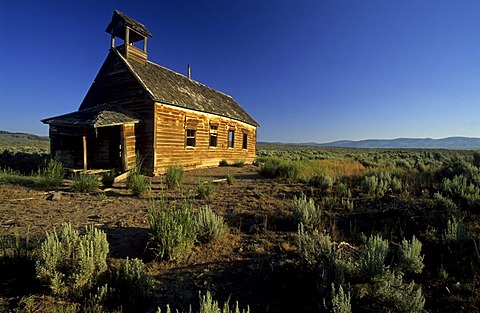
[330,284,352,313]
[197,181,215,199]
[148,200,196,262]
[165,166,184,189]
[195,206,228,243]
[367,270,425,313]
[110,257,152,310]
[291,193,323,230]
[397,235,424,274]
[71,173,99,192]
[101,170,116,187]
[36,159,65,188]
[358,234,389,278]
[443,216,471,244]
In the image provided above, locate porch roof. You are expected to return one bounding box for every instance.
[41,103,140,128]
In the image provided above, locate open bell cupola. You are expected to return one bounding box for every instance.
[105,10,153,64]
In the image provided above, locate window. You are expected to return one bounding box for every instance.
[209,125,218,147]
[228,130,235,148]
[242,133,248,150]
[186,129,196,147]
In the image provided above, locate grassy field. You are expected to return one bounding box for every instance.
[1,140,480,312]
[0,131,49,154]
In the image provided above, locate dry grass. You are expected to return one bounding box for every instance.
[299,159,367,180]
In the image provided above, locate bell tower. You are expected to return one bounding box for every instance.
[105,10,153,64]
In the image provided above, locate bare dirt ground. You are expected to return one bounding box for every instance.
[1,165,318,312]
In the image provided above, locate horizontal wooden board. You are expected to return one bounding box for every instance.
[153,103,256,174]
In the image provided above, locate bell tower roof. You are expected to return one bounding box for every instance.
[105,10,152,64]
[106,10,152,42]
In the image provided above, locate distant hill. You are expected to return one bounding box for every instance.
[310,137,480,149]
[260,137,480,150]
[0,130,49,154]
[0,130,49,142]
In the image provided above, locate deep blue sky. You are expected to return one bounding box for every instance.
[1,1,479,143]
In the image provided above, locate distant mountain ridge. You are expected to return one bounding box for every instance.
[317,137,480,149]
[261,137,480,150]
[2,131,479,149]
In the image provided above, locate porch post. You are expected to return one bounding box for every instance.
[83,131,87,172]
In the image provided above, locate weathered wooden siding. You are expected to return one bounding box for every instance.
[153,103,257,174]
[122,124,136,170]
[81,55,151,108]
[79,54,155,174]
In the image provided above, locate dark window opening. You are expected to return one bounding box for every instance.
[186,129,196,147]
[242,133,248,150]
[228,130,235,148]
[210,125,218,147]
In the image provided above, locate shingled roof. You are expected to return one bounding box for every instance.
[41,103,140,128]
[114,49,259,127]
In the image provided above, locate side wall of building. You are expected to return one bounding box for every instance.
[153,102,257,174]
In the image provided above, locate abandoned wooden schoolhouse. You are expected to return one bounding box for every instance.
[42,10,259,175]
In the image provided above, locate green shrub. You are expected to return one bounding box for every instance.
[0,167,34,185]
[291,193,323,230]
[257,157,303,182]
[197,181,215,199]
[198,291,250,313]
[128,173,151,197]
[341,199,354,212]
[101,170,116,187]
[365,270,425,313]
[71,173,99,192]
[36,159,65,188]
[362,172,402,198]
[156,291,250,313]
[232,160,245,167]
[298,224,354,292]
[298,223,333,266]
[126,154,149,194]
[308,174,334,193]
[363,175,381,197]
[110,257,152,310]
[148,201,196,262]
[195,206,228,243]
[397,235,424,274]
[165,165,184,189]
[0,149,49,175]
[441,174,480,207]
[36,223,109,299]
[219,159,229,167]
[277,161,302,183]
[258,157,282,178]
[358,234,389,278]
[432,192,458,213]
[226,173,235,185]
[0,227,34,262]
[331,284,352,313]
[443,215,471,244]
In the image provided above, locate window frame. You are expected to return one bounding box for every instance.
[186,129,196,147]
[242,133,248,150]
[209,125,218,148]
[228,130,235,148]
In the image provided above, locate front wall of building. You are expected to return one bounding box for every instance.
[153,102,257,174]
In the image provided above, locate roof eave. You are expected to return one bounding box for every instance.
[155,100,259,128]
